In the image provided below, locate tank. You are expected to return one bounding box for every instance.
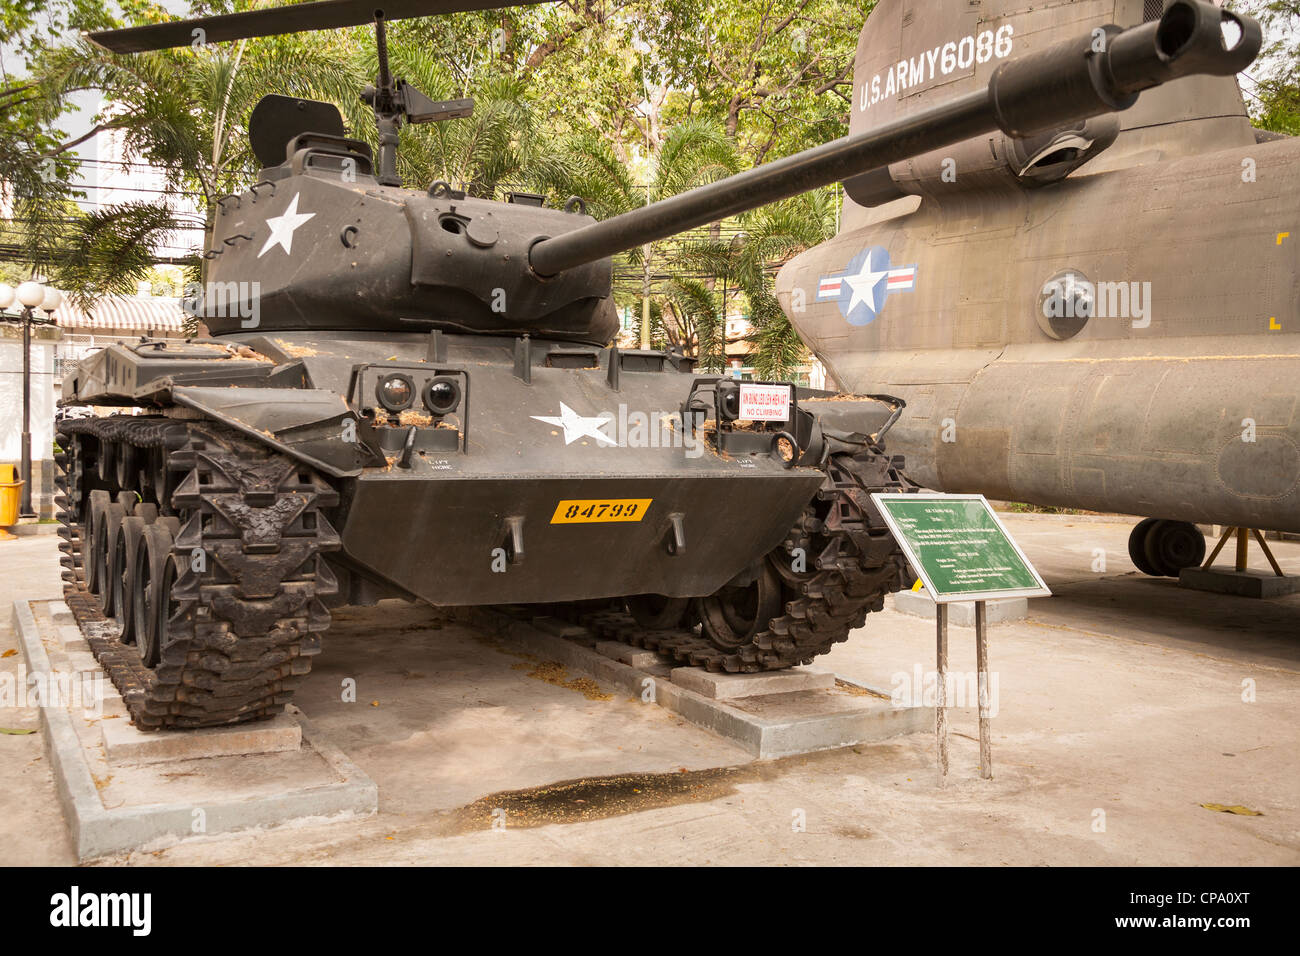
[57,0,1254,729]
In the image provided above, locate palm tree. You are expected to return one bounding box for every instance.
[670,187,839,380]
[551,117,742,351]
[28,30,361,306]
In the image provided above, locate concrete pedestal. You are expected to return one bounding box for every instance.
[465,607,932,759]
[13,598,377,861]
[1179,566,1300,598]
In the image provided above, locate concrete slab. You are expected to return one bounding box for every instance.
[101,713,302,766]
[465,607,930,758]
[56,625,89,652]
[531,615,592,640]
[892,589,1029,625]
[63,649,102,674]
[48,600,75,627]
[594,640,663,670]
[1179,566,1300,598]
[11,598,377,861]
[669,665,834,699]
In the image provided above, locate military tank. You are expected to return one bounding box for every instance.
[57,0,1255,729]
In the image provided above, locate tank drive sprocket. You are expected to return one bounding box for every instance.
[55,415,339,730]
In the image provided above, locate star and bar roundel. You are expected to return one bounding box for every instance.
[816,246,918,326]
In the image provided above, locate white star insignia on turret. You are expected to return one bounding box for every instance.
[258,193,315,258]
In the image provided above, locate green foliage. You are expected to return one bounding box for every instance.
[670,188,839,379]
[1242,1,1300,135]
[51,201,178,308]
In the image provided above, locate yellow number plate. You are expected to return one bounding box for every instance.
[550,498,652,524]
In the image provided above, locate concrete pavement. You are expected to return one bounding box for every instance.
[1,515,1296,865]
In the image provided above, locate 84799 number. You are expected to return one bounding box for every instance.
[550,498,653,524]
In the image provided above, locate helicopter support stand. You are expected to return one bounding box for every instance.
[1178,526,1300,598]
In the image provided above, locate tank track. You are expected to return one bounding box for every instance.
[55,415,340,730]
[567,449,912,672]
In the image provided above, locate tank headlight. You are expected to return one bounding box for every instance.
[717,382,741,421]
[423,376,461,415]
[376,373,415,412]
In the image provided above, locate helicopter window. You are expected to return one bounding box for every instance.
[1037,270,1093,340]
[1032,147,1081,168]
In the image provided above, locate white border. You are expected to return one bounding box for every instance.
[870,493,1052,603]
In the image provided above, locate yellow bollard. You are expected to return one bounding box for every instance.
[0,464,23,541]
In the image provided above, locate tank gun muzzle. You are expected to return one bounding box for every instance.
[987,0,1262,137]
[528,0,1261,277]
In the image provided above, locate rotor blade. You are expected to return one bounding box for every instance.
[87,0,546,54]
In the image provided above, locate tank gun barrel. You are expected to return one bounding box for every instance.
[529,0,1258,277]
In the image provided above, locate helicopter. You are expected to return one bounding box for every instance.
[776,0,1298,584]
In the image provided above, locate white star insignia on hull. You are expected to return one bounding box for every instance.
[532,402,616,445]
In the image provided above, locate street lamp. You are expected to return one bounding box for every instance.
[1,280,61,517]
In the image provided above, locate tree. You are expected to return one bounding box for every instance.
[1242,1,1300,135]
[670,187,838,379]
[1,1,118,282]
[552,117,743,350]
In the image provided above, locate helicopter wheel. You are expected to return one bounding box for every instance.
[1127,518,1162,576]
[693,561,782,651]
[1142,520,1205,577]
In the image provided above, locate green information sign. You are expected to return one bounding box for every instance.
[870,493,1051,602]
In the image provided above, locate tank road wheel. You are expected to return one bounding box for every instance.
[626,594,689,629]
[134,522,175,668]
[84,490,112,596]
[149,446,173,513]
[98,502,127,616]
[1127,517,1162,576]
[1143,520,1205,577]
[96,438,116,488]
[115,443,138,492]
[112,516,147,644]
[694,563,782,650]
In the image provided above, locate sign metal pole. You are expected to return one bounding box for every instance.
[975,599,992,780]
[936,601,949,782]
